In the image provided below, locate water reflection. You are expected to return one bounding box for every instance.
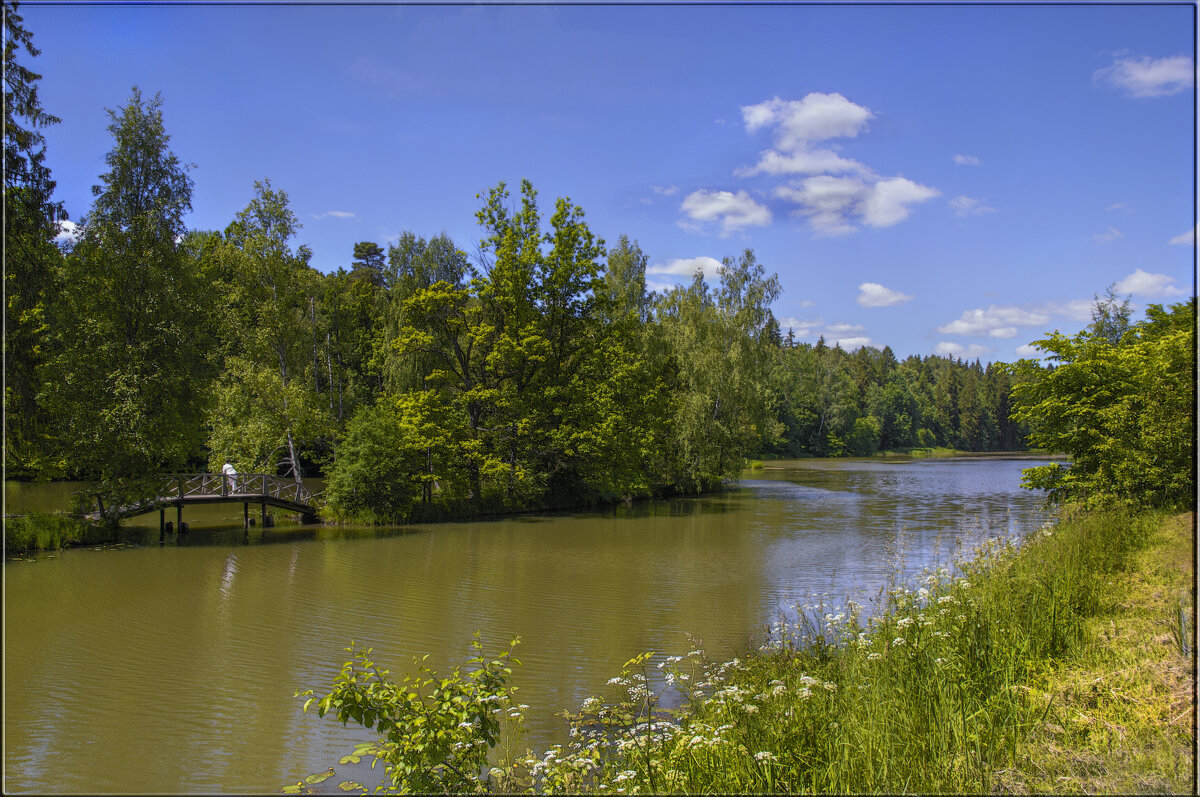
[4,457,1053,794]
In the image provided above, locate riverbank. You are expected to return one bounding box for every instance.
[998,510,1194,792]
[511,508,1194,793]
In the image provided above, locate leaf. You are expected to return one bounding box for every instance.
[338,754,361,765]
[305,768,335,785]
[338,782,364,792]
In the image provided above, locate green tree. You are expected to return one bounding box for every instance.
[45,88,205,501]
[208,179,332,481]
[349,240,385,287]
[1007,299,1195,508]
[322,392,457,523]
[3,0,67,476]
[603,234,649,322]
[377,232,470,394]
[656,250,781,488]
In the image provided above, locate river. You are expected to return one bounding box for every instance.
[4,455,1053,794]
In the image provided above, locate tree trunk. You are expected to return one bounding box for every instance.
[285,427,302,484]
[325,332,335,413]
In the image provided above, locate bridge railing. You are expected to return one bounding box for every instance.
[158,473,315,506]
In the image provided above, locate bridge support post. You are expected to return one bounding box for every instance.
[261,501,266,528]
[243,502,249,529]
[159,509,165,544]
[176,504,182,537]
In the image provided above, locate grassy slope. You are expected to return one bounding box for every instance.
[1000,512,1195,793]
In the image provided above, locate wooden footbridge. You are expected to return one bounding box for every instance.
[85,473,320,533]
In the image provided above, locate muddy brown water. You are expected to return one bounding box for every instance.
[4,456,1053,794]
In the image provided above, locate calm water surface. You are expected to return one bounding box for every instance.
[4,456,1052,794]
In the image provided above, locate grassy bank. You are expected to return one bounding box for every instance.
[296,508,1193,794]
[512,508,1193,793]
[998,511,1194,792]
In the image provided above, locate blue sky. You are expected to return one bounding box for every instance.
[25,1,1196,362]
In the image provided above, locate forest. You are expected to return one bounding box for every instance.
[4,62,1045,524]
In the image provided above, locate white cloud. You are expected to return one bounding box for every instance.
[1106,202,1130,211]
[1095,54,1194,98]
[934,341,993,359]
[953,154,981,166]
[711,92,939,237]
[949,195,996,217]
[645,278,681,296]
[1169,224,1196,246]
[777,316,821,336]
[774,174,938,233]
[313,210,356,220]
[741,93,873,149]
[736,94,872,180]
[736,147,865,177]
[774,175,865,236]
[938,305,1051,337]
[53,219,81,245]
[651,184,678,196]
[858,282,914,308]
[648,256,724,280]
[776,318,878,351]
[833,336,877,351]
[1036,298,1095,323]
[1090,226,1123,244]
[1014,343,1043,359]
[1113,268,1187,298]
[679,189,771,235]
[860,177,941,227]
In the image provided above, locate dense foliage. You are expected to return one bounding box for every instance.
[3,21,1059,519]
[5,83,1030,518]
[3,0,67,478]
[1007,297,1195,509]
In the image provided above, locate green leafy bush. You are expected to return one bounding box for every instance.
[294,635,524,794]
[1007,299,1194,509]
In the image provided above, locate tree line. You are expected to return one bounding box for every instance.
[21,7,1173,524]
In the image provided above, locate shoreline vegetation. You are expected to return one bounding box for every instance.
[292,507,1195,795]
[3,447,1043,555]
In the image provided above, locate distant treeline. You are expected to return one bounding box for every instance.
[5,75,1042,521]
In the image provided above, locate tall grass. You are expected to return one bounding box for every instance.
[518,509,1158,793]
[4,513,115,554]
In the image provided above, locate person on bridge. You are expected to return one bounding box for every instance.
[222,461,238,494]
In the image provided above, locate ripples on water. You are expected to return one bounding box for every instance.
[4,457,1053,794]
